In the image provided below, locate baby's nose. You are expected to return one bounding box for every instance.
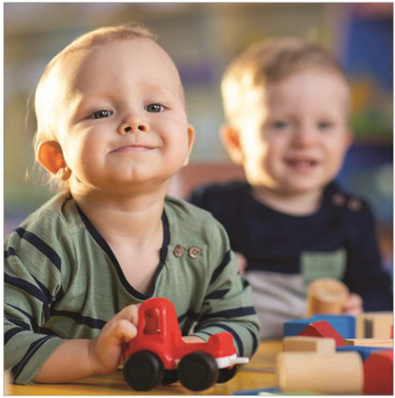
[118,117,149,135]
[293,127,316,147]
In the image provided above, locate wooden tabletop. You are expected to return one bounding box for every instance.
[7,340,282,395]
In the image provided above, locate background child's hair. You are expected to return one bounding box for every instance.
[221,37,349,128]
[33,23,156,191]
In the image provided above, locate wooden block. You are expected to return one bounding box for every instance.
[356,312,393,339]
[299,321,344,347]
[284,315,355,339]
[283,336,335,354]
[344,338,393,348]
[305,278,349,318]
[363,351,393,395]
[276,352,363,394]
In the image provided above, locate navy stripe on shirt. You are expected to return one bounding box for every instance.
[178,309,200,324]
[14,228,62,272]
[205,289,230,300]
[210,250,232,285]
[5,327,25,346]
[51,309,106,330]
[11,335,56,381]
[5,274,50,321]
[200,323,244,356]
[200,306,256,322]
[5,248,57,305]
[5,315,31,331]
[6,304,40,332]
[4,247,17,258]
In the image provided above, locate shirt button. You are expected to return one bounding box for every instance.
[332,193,345,207]
[174,245,184,257]
[189,246,201,259]
[348,198,362,211]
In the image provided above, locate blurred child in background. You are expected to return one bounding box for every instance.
[189,38,393,339]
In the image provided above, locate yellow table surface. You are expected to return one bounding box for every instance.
[7,340,282,395]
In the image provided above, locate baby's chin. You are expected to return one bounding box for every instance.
[279,181,328,196]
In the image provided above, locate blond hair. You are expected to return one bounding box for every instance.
[221,37,349,128]
[33,23,156,191]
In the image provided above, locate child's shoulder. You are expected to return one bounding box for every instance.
[192,179,248,198]
[164,195,231,245]
[13,192,82,237]
[326,181,375,223]
[188,180,248,212]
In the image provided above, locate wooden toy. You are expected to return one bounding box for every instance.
[284,315,355,339]
[299,320,344,346]
[336,345,391,361]
[283,336,335,354]
[122,297,248,391]
[344,338,393,348]
[305,278,349,317]
[276,352,363,394]
[356,312,393,338]
[363,351,393,395]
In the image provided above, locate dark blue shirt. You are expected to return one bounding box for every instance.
[189,180,393,312]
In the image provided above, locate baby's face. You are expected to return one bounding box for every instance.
[237,70,351,195]
[49,39,193,192]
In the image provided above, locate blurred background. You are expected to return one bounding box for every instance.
[4,3,393,273]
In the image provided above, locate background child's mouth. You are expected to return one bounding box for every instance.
[285,159,318,171]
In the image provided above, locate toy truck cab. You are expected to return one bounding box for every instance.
[123,298,249,391]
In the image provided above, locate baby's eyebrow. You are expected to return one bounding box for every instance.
[143,84,178,99]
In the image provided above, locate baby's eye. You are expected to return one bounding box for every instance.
[145,104,164,113]
[91,110,113,119]
[317,121,333,130]
[272,120,290,129]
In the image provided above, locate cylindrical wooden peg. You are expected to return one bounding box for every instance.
[276,352,363,394]
[305,278,349,317]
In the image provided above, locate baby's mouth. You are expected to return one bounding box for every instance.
[284,158,319,171]
[111,144,155,153]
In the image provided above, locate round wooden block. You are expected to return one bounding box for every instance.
[276,352,363,394]
[306,278,349,317]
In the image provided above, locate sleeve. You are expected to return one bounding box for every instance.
[343,201,393,311]
[4,212,73,384]
[190,221,261,358]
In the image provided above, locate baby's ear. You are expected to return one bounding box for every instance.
[182,124,195,167]
[220,124,244,165]
[345,129,354,149]
[37,141,67,175]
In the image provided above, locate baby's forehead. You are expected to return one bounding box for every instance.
[50,38,184,101]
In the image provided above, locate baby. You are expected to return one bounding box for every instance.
[189,38,393,339]
[4,25,260,384]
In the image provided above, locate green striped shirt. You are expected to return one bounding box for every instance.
[5,193,260,384]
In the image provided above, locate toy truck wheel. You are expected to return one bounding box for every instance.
[123,351,164,391]
[178,351,219,391]
[161,369,179,385]
[217,365,240,383]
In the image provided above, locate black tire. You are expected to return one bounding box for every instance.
[217,365,240,383]
[161,369,179,385]
[178,351,219,391]
[123,351,164,391]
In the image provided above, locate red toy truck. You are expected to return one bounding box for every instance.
[123,297,249,391]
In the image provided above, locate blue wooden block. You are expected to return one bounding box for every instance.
[234,388,282,395]
[284,315,356,339]
[336,345,391,361]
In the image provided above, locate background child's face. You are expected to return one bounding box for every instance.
[48,39,194,193]
[237,70,351,195]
